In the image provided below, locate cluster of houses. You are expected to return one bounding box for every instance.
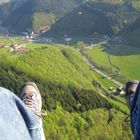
[25,31,35,39]
[10,44,27,54]
[93,80,125,96]
[22,29,37,40]
[109,86,125,96]
[0,36,28,54]
[108,36,122,44]
[32,37,52,43]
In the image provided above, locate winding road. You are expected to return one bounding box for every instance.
[78,49,126,105]
[104,44,120,73]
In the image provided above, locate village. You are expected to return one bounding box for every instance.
[0,38,27,54]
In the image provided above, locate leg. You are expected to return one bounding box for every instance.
[0,86,44,140]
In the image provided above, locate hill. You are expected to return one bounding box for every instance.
[49,2,138,36]
[0,43,132,139]
[1,0,139,35]
[124,17,140,47]
[2,0,81,34]
[0,0,27,22]
[0,46,112,112]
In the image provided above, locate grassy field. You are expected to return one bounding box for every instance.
[26,42,49,49]
[0,40,132,139]
[86,44,140,80]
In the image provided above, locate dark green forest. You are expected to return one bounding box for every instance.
[124,17,140,47]
[50,2,138,36]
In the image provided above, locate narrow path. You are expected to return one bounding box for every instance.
[104,44,120,73]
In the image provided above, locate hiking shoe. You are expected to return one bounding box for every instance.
[125,80,139,108]
[125,80,139,96]
[19,82,43,118]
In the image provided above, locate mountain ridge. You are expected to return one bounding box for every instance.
[1,0,140,35]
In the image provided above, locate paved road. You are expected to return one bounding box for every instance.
[86,41,107,49]
[79,50,126,105]
[86,41,120,73]
[83,54,123,87]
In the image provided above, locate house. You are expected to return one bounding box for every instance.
[65,38,72,42]
[12,47,27,54]
[10,44,27,54]
[120,90,125,96]
[108,36,122,44]
[115,86,125,96]
[109,87,113,90]
[10,44,25,50]
[0,44,5,48]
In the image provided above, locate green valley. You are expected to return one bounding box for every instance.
[0,37,132,139]
[85,44,140,80]
[1,0,140,139]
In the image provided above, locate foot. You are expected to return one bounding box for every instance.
[19,82,42,118]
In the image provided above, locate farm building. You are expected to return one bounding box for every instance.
[10,44,27,54]
[0,44,5,48]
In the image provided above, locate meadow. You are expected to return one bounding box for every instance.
[86,44,140,80]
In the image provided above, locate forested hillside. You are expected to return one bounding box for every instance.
[49,2,138,36]
[2,0,81,33]
[124,17,140,47]
[44,106,132,139]
[0,47,112,112]
[1,0,140,35]
[0,0,27,21]
[0,45,132,139]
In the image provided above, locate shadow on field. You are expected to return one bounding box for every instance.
[0,60,112,113]
[0,76,112,113]
[100,44,140,56]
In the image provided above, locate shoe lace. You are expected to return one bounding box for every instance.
[22,92,47,118]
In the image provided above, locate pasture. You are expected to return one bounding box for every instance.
[86,44,140,80]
